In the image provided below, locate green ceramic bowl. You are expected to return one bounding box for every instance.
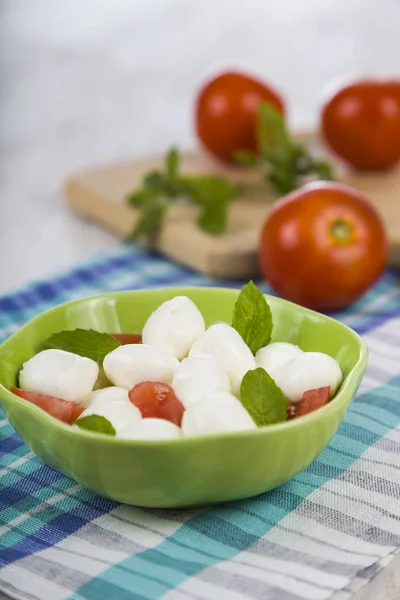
[0,287,367,508]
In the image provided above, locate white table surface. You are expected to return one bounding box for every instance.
[0,1,399,598]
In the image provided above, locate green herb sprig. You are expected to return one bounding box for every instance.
[126,148,239,243]
[236,102,334,195]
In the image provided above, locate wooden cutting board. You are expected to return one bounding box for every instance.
[64,132,400,278]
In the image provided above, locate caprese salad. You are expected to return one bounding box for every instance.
[10,282,342,440]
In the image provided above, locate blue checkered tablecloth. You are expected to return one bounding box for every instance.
[1,244,400,600]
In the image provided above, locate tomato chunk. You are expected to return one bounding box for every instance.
[295,386,331,418]
[110,333,142,345]
[129,382,184,426]
[10,387,84,424]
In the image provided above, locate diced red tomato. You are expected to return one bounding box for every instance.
[128,382,184,426]
[110,333,142,344]
[10,387,84,424]
[295,386,331,418]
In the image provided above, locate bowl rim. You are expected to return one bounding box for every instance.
[0,286,368,447]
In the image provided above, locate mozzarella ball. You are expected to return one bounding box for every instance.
[103,344,179,389]
[182,392,257,438]
[142,296,205,360]
[255,342,304,378]
[77,400,142,435]
[189,324,255,386]
[19,349,99,404]
[80,386,130,408]
[273,352,342,403]
[172,354,231,408]
[118,418,182,441]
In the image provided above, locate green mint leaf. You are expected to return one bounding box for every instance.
[267,170,296,195]
[183,176,238,204]
[126,187,158,207]
[197,198,229,234]
[240,368,287,426]
[128,199,168,242]
[234,150,258,167]
[125,148,240,240]
[143,171,167,192]
[292,145,313,175]
[313,159,335,180]
[74,415,116,435]
[165,147,179,179]
[232,281,273,354]
[182,175,238,234]
[44,329,120,364]
[253,101,335,195]
[257,102,290,156]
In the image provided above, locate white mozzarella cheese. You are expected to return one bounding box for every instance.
[80,386,130,408]
[188,323,255,386]
[273,351,342,403]
[19,349,99,404]
[255,342,304,378]
[118,418,182,440]
[172,354,230,408]
[103,344,179,389]
[77,400,142,435]
[142,296,205,360]
[182,392,257,438]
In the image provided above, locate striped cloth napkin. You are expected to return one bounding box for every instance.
[1,244,400,600]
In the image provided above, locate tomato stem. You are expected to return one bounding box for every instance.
[330,219,352,243]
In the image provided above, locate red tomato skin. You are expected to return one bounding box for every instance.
[295,386,331,417]
[387,80,400,100]
[259,182,387,311]
[195,71,285,163]
[10,387,84,424]
[129,382,184,426]
[110,333,142,345]
[321,80,400,170]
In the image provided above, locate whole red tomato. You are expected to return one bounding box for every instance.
[195,71,285,162]
[259,182,387,311]
[321,79,400,170]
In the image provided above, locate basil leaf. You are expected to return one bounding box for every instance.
[232,281,273,354]
[74,415,116,435]
[44,329,120,364]
[240,368,287,426]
